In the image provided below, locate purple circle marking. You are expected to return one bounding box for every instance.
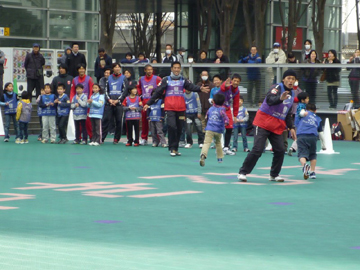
[351,246,360,249]
[269,202,293,205]
[95,220,122,224]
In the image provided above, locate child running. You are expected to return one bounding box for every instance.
[71,84,88,144]
[16,91,32,144]
[123,85,143,146]
[297,103,322,179]
[199,93,229,166]
[87,83,105,146]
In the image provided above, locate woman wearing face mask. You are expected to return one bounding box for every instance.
[323,49,341,109]
[301,50,321,104]
[347,49,360,108]
[302,40,312,61]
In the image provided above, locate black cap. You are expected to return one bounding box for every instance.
[282,69,297,79]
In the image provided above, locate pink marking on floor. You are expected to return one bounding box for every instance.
[14,182,112,190]
[128,191,203,198]
[139,175,226,184]
[0,193,35,202]
[0,206,18,210]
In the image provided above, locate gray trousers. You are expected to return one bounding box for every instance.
[42,116,56,141]
[150,121,166,145]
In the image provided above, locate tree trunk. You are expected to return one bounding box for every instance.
[197,0,213,53]
[214,0,240,58]
[312,0,326,60]
[254,0,269,57]
[155,12,162,63]
[243,0,254,48]
[99,0,118,56]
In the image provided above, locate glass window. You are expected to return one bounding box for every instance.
[86,42,100,72]
[273,2,308,26]
[0,7,47,38]
[0,38,46,48]
[0,0,47,8]
[50,0,99,12]
[324,6,340,29]
[49,11,99,40]
[49,40,62,49]
[323,29,341,52]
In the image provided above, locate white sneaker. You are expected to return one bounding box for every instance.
[237,174,247,182]
[269,175,284,182]
[185,143,192,148]
[20,139,25,144]
[223,147,235,156]
[179,142,186,148]
[140,139,147,146]
[93,142,100,146]
[199,144,203,148]
[15,138,21,144]
[89,142,94,146]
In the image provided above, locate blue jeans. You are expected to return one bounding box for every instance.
[4,114,19,139]
[19,122,28,140]
[232,125,248,150]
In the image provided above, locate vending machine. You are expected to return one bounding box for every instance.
[1,47,56,95]
[1,47,87,96]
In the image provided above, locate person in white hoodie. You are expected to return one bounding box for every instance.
[266,42,287,84]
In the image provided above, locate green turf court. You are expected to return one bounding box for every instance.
[0,136,359,270]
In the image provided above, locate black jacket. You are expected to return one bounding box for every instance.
[66,52,87,78]
[94,54,112,79]
[324,58,341,83]
[51,73,74,97]
[24,51,45,79]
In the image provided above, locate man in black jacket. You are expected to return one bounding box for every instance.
[94,48,112,83]
[66,42,87,77]
[51,63,73,97]
[24,43,45,101]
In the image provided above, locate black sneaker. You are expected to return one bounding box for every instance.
[199,154,206,167]
[302,164,310,180]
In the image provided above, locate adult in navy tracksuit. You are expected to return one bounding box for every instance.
[238,46,262,106]
[102,62,129,143]
[144,61,210,156]
[237,70,297,182]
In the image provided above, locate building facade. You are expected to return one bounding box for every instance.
[0,0,100,74]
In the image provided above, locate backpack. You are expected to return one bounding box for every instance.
[331,122,344,140]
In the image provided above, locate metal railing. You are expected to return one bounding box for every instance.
[121,63,359,112]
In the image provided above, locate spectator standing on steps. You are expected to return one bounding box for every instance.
[24,43,45,101]
[66,43,87,78]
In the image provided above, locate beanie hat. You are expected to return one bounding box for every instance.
[282,69,297,79]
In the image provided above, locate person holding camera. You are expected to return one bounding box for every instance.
[24,43,45,101]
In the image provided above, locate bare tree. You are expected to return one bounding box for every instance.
[278,0,312,54]
[253,0,269,57]
[242,0,268,57]
[116,13,174,61]
[312,0,327,60]
[197,0,214,53]
[214,0,240,57]
[99,0,117,56]
[243,0,254,49]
